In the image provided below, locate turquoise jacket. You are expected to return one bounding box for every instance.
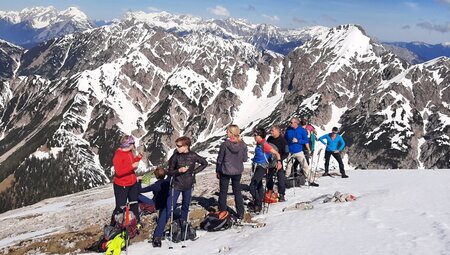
[319,133,345,152]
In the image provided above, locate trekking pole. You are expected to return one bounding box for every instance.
[261,167,269,214]
[311,149,323,184]
[287,156,296,197]
[181,184,195,248]
[124,200,138,255]
[168,179,175,249]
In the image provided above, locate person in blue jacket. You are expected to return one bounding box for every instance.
[285,118,319,187]
[318,127,348,178]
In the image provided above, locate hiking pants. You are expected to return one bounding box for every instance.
[219,173,245,218]
[249,165,266,207]
[153,188,192,238]
[153,206,168,238]
[324,151,345,175]
[138,194,155,206]
[112,182,140,224]
[266,167,286,196]
[286,151,313,183]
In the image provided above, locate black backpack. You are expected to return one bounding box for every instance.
[286,173,306,188]
[200,211,233,232]
[166,218,197,243]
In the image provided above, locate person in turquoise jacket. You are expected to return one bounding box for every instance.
[318,127,348,178]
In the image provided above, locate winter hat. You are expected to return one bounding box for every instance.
[120,136,135,148]
[306,124,315,132]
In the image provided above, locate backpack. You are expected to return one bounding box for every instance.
[89,225,123,252]
[262,142,279,168]
[113,209,138,239]
[166,218,197,243]
[264,190,279,204]
[139,202,156,217]
[200,211,233,232]
[286,173,306,188]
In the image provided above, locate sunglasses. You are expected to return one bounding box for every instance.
[176,144,184,148]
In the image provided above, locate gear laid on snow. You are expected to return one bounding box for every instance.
[323,191,356,203]
[282,191,357,211]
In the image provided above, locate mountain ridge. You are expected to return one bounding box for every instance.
[0,16,449,214]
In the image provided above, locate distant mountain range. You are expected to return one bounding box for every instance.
[0,7,448,61]
[0,7,449,213]
[0,6,93,47]
[384,42,450,62]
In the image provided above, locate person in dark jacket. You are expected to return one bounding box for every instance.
[137,167,170,210]
[250,127,282,213]
[151,136,208,247]
[112,135,143,225]
[216,124,248,219]
[266,124,289,202]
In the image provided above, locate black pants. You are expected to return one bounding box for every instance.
[324,151,345,175]
[219,173,244,218]
[112,182,140,224]
[266,167,286,195]
[249,166,267,207]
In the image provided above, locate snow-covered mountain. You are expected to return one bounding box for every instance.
[125,11,328,55]
[0,19,449,215]
[0,6,94,47]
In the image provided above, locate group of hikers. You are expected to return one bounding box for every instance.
[111,116,347,248]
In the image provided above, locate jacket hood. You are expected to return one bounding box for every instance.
[224,139,247,153]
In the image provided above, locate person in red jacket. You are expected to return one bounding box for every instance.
[112,135,143,225]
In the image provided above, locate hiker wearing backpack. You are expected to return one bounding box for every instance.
[285,118,319,187]
[319,127,348,178]
[112,135,143,227]
[250,127,282,213]
[151,136,208,247]
[216,124,248,220]
[266,124,289,202]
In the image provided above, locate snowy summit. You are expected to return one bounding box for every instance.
[0,168,449,254]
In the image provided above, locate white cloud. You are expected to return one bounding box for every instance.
[404,2,419,9]
[147,6,161,12]
[417,22,450,33]
[209,5,230,17]
[262,14,279,22]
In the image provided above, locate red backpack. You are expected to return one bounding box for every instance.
[264,190,279,204]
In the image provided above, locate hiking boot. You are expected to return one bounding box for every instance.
[252,205,262,213]
[152,236,162,248]
[341,174,349,178]
[278,194,286,202]
[309,182,319,187]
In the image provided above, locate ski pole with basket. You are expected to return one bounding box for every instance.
[121,200,139,255]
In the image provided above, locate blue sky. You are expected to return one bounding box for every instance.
[1,0,449,43]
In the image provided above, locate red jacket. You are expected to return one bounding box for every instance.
[112,149,142,186]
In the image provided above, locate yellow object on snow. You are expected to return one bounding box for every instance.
[105,233,125,255]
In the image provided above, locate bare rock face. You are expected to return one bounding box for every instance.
[0,22,449,213]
